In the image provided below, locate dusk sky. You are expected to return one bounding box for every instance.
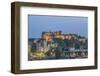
[28,15,88,38]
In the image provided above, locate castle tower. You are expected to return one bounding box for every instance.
[42,32,52,42]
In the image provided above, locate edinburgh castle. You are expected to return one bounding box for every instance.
[42,31,78,42]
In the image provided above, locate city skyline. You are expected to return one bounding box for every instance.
[28,15,88,38]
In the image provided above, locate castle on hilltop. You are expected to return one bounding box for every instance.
[28,31,88,60]
[42,31,78,42]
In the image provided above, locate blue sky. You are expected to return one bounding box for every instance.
[28,15,88,38]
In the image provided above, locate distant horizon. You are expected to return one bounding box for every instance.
[28,15,88,38]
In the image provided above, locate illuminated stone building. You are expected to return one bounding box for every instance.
[42,31,78,42]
